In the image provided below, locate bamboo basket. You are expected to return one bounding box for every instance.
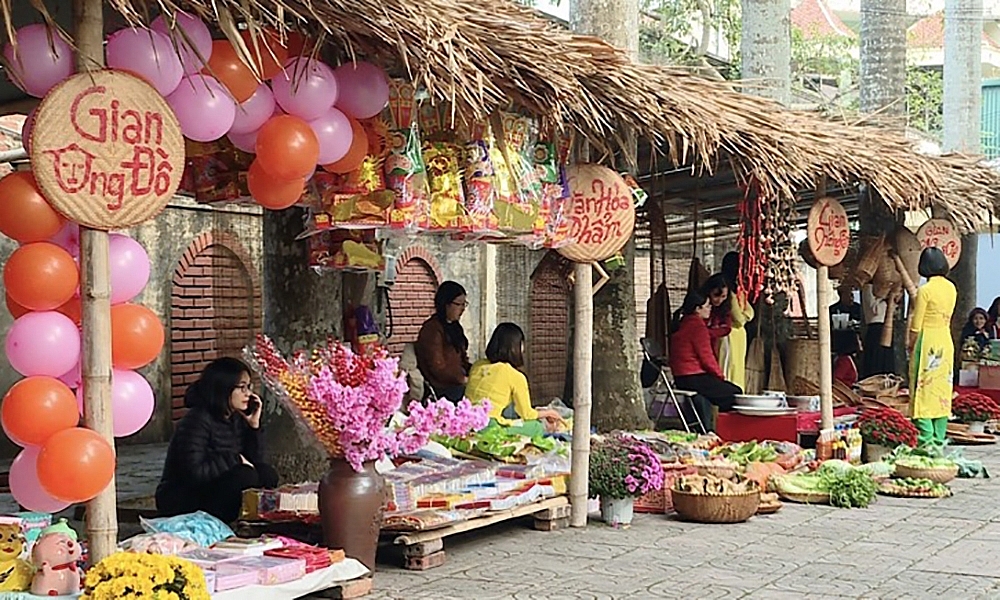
[786,339,821,391]
[777,490,831,504]
[856,235,887,285]
[857,374,903,399]
[893,464,959,484]
[671,489,760,524]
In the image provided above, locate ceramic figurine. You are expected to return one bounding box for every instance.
[0,523,33,591]
[30,531,82,597]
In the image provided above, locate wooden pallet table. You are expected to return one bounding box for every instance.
[391,496,569,570]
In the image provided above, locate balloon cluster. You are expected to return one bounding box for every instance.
[1,24,171,511]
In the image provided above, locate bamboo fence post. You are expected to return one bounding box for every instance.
[73,0,118,563]
[570,261,593,527]
[818,266,834,430]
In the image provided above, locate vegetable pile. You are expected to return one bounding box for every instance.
[711,441,778,465]
[773,460,878,509]
[878,478,952,498]
[433,422,563,462]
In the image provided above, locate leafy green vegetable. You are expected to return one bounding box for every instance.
[820,468,878,509]
[774,473,827,495]
[713,441,779,465]
[817,460,853,477]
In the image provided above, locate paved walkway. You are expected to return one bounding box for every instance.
[371,444,1000,600]
[4,443,1000,598]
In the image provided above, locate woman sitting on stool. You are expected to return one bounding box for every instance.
[156,357,279,523]
[669,290,743,429]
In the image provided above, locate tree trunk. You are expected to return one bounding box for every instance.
[262,208,344,483]
[741,0,792,106]
[859,0,908,378]
[860,0,907,123]
[943,0,983,339]
[570,0,650,431]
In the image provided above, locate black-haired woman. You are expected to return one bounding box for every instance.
[960,307,993,351]
[909,247,957,448]
[699,274,732,358]
[670,291,742,428]
[415,281,472,402]
[155,357,278,522]
[465,323,562,436]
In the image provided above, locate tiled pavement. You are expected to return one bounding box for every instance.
[4,443,1000,598]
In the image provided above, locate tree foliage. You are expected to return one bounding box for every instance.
[639,2,943,135]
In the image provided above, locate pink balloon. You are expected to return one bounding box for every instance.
[21,109,35,154]
[49,221,80,257]
[333,62,390,120]
[58,360,81,390]
[309,108,353,165]
[2,24,74,98]
[106,28,184,97]
[150,11,213,75]
[9,446,71,513]
[228,129,259,153]
[231,84,276,135]
[271,58,338,121]
[6,312,81,377]
[166,75,236,142]
[76,369,154,438]
[109,234,150,304]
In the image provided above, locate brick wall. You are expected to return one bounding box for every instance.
[170,231,261,422]
[529,253,571,403]
[387,247,440,356]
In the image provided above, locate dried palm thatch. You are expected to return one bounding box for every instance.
[7,0,1000,229]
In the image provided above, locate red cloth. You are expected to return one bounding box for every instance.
[834,355,858,387]
[669,314,724,378]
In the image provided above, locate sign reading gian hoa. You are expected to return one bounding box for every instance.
[30,70,184,230]
[916,218,962,269]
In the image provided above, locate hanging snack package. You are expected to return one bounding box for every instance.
[385,81,430,232]
[180,139,253,204]
[308,229,385,272]
[461,119,500,235]
[419,103,466,231]
[492,113,542,238]
[532,139,571,248]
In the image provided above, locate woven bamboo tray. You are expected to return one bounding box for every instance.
[776,490,830,505]
[671,489,760,524]
[878,482,952,499]
[893,464,959,484]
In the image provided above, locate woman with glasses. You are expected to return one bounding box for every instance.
[415,280,472,401]
[156,357,278,522]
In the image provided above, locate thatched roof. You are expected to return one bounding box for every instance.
[11,0,1000,231]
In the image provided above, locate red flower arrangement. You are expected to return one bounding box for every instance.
[858,407,918,448]
[953,393,1000,423]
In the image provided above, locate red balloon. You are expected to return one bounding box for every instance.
[322,119,368,174]
[239,29,289,80]
[111,303,165,369]
[2,376,78,446]
[37,427,115,503]
[56,296,82,326]
[0,171,65,243]
[247,160,306,210]
[256,115,320,180]
[5,294,29,319]
[203,40,257,102]
[4,242,78,310]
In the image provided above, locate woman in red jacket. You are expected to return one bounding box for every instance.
[669,290,742,415]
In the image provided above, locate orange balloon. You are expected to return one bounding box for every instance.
[322,119,368,174]
[37,427,115,503]
[56,296,81,325]
[2,376,78,446]
[0,171,65,243]
[4,242,78,311]
[240,29,289,80]
[111,303,165,369]
[203,40,257,102]
[256,115,320,180]
[5,294,29,319]
[247,160,306,210]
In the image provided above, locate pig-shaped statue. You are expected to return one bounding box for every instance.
[30,532,82,597]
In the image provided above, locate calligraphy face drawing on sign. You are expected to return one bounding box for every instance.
[44,143,95,195]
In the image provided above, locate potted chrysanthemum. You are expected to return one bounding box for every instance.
[589,435,664,528]
[858,407,918,462]
[953,393,1000,434]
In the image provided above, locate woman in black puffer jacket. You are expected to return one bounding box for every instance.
[155,357,279,522]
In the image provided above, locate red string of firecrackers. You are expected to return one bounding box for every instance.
[738,177,766,304]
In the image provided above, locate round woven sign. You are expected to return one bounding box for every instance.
[807,197,849,266]
[916,218,961,268]
[30,70,184,230]
[557,164,635,263]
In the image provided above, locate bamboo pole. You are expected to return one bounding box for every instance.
[73,0,118,563]
[817,266,834,430]
[570,262,593,527]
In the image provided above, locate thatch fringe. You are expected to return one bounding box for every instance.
[6,0,999,230]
